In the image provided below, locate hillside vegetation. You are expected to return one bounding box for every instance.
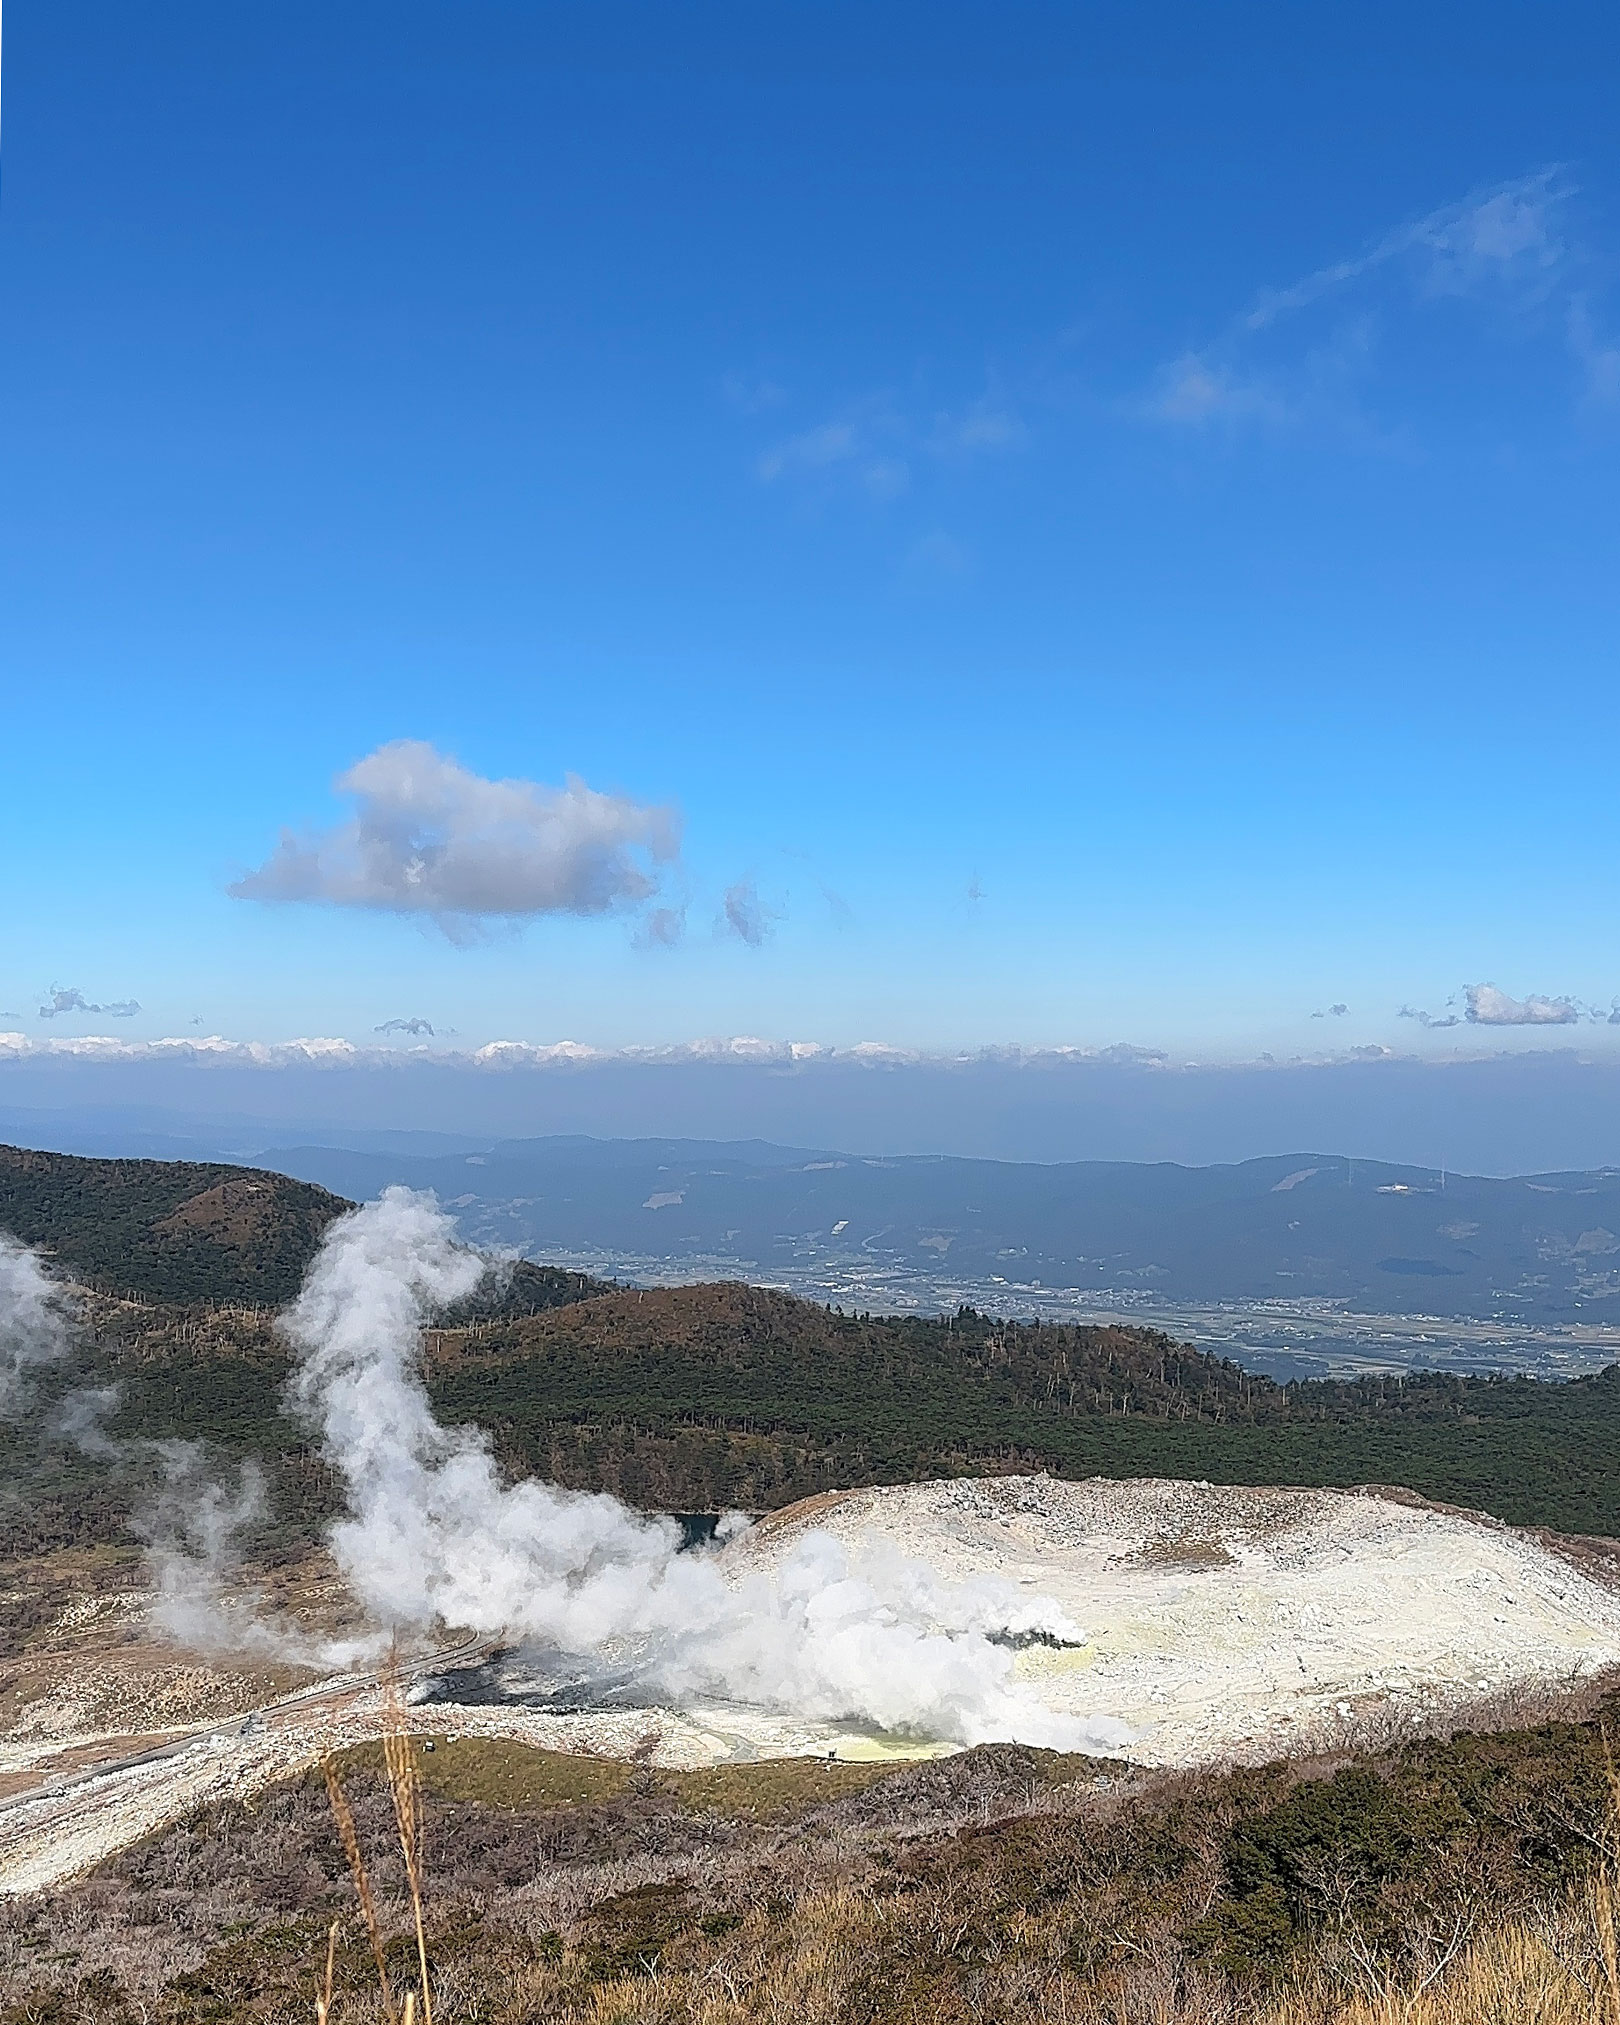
[9,1276,1614,1547]
[6,1146,1620,1544]
[0,1144,348,1307]
[0,1143,608,1312]
[435,1282,1620,1534]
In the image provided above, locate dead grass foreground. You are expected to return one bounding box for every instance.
[7,1701,1620,2024]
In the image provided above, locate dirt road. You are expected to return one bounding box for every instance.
[0,1637,489,1895]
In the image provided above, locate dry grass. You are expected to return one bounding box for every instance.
[1261,1914,1610,2025]
[12,1711,1620,2021]
[437,1891,1620,2025]
[322,1755,396,2014]
[382,1678,433,2025]
[329,1735,633,1811]
[318,1663,437,2025]
[301,1707,1620,2025]
[330,1733,917,1823]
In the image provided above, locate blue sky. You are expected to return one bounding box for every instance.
[5,2,1620,1067]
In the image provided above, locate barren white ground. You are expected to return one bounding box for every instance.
[724,1475,1620,1767]
[3,1474,1618,1893]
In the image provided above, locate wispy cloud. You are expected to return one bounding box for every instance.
[1146,354,1287,427]
[375,1017,436,1037]
[231,741,681,944]
[902,529,974,585]
[1142,319,1378,435]
[757,415,911,499]
[1242,169,1570,333]
[928,396,1027,455]
[38,986,140,1020]
[722,878,775,946]
[720,372,787,416]
[755,386,1025,503]
[1145,168,1609,433]
[1569,298,1620,406]
[639,906,687,948]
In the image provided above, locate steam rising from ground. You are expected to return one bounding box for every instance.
[0,1231,303,1655]
[0,1234,74,1411]
[283,1190,1128,1751]
[0,1200,1128,1748]
[134,1446,313,1662]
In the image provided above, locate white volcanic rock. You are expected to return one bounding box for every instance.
[720,1475,1620,1767]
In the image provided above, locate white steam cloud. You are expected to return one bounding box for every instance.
[0,1234,75,1413]
[281,1189,1128,1751]
[0,1233,302,1653]
[138,1445,298,1659]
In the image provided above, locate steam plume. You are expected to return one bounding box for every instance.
[0,1232,309,1654]
[0,1233,74,1412]
[139,1445,288,1655]
[284,1190,1128,1751]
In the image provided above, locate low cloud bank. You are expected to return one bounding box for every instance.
[9,1037,1620,1172]
[0,1033,1169,1071]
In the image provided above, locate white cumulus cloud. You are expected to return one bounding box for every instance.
[38,987,140,1020]
[1465,982,1580,1027]
[231,741,681,941]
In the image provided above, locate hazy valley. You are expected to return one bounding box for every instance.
[241,1133,1620,1380]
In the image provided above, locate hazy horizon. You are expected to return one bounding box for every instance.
[8,1042,1620,1175]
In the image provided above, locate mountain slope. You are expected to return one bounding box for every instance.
[0,1143,609,1312]
[0,1144,348,1307]
[7,1145,1620,1547]
[427,1282,1620,1533]
[261,1135,1620,1326]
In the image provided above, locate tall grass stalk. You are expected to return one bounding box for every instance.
[383,1669,434,2025]
[314,1918,338,2025]
[316,1669,434,2025]
[321,1755,396,2016]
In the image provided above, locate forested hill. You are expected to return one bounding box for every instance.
[0,1144,609,1313]
[7,1142,1620,1544]
[427,1283,1620,1537]
[5,1261,1620,1546]
[0,1143,347,1306]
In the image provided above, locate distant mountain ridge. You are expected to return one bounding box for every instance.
[258,1136,1620,1327]
[8,1142,1620,1547]
[0,1143,608,1313]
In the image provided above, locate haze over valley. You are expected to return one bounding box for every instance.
[246,1133,1620,1379]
